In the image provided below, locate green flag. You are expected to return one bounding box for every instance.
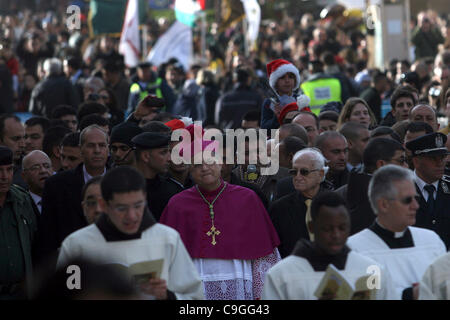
[88,0,147,37]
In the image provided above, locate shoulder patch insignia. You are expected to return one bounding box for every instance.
[441,179,450,194]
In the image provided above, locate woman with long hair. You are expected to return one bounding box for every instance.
[337,97,377,130]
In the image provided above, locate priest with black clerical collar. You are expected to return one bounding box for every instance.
[348,165,446,300]
[57,166,203,300]
[262,191,395,300]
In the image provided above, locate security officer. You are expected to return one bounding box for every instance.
[300,60,342,115]
[131,132,183,221]
[127,62,175,114]
[0,146,38,299]
[406,132,450,249]
[109,122,143,167]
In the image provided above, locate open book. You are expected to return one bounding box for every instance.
[109,259,164,286]
[314,264,376,300]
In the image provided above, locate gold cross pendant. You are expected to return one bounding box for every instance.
[206,225,220,245]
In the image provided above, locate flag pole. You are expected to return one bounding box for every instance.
[243,16,249,57]
[200,11,206,64]
[142,23,148,61]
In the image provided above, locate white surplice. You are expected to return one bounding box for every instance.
[419,253,450,300]
[57,223,204,300]
[348,226,446,299]
[261,251,397,300]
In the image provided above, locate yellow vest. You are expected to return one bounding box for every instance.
[130,78,163,101]
[301,78,342,115]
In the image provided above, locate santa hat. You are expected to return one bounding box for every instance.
[165,119,185,131]
[277,94,311,124]
[266,59,301,90]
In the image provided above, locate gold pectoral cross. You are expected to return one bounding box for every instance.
[206,225,220,245]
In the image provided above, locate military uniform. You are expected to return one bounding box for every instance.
[0,146,38,300]
[406,132,450,249]
[132,132,183,221]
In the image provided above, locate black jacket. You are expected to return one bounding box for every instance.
[34,163,87,265]
[269,191,310,258]
[326,168,350,190]
[414,178,450,249]
[29,74,80,117]
[146,175,183,221]
[215,83,263,129]
[335,171,376,235]
[269,183,333,258]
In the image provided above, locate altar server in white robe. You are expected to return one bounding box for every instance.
[419,252,450,300]
[262,191,396,300]
[57,166,204,300]
[348,165,446,300]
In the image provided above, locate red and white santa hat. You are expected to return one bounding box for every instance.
[266,59,301,90]
[277,95,311,124]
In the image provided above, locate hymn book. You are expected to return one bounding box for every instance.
[314,264,376,300]
[109,259,164,285]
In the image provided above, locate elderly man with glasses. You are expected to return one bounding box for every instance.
[269,147,331,258]
[348,165,446,300]
[21,150,53,215]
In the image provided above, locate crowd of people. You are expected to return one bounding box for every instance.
[0,2,450,301]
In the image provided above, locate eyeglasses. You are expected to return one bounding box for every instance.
[390,195,421,205]
[100,95,109,100]
[110,200,147,214]
[24,163,52,172]
[289,168,320,177]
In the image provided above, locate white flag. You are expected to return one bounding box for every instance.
[147,20,192,71]
[119,0,140,68]
[242,0,261,47]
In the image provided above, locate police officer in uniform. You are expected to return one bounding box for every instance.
[300,60,342,115]
[406,132,450,249]
[131,132,183,221]
[127,62,175,114]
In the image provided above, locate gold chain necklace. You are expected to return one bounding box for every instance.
[196,182,228,245]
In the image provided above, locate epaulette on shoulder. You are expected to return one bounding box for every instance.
[440,177,450,194]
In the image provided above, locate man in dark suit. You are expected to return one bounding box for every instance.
[269,148,328,258]
[34,125,109,265]
[315,130,349,189]
[335,138,408,234]
[406,132,450,249]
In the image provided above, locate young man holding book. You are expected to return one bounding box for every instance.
[262,191,396,300]
[57,166,204,300]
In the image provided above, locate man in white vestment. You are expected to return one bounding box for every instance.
[57,166,204,300]
[262,191,396,300]
[348,165,446,300]
[419,252,450,300]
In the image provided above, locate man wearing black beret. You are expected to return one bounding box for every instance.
[406,132,450,248]
[109,122,143,167]
[0,146,38,299]
[132,132,183,221]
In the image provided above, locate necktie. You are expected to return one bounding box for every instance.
[305,199,314,241]
[423,184,436,218]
